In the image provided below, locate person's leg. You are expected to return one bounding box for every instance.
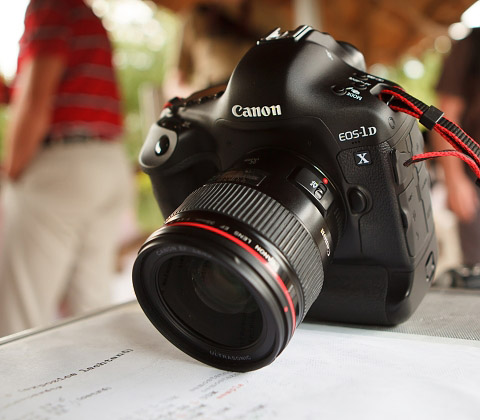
[0,141,131,335]
[451,185,480,288]
[63,202,123,315]
[458,186,480,267]
[63,142,132,316]
[0,150,80,336]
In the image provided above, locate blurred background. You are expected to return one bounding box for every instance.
[1,0,479,302]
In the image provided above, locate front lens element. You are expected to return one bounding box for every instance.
[157,255,262,348]
[191,258,258,315]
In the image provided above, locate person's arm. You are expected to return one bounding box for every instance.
[3,54,66,180]
[431,93,479,222]
[0,75,9,104]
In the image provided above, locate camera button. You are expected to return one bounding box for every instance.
[348,189,368,214]
[392,149,413,186]
[331,85,346,95]
[292,167,333,211]
[353,81,368,90]
[155,135,170,156]
[314,184,327,200]
[353,72,369,81]
[425,252,436,283]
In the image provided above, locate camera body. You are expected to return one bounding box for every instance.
[139,26,437,327]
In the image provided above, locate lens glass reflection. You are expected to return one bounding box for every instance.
[156,255,262,348]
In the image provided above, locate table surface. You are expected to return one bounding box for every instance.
[1,288,479,420]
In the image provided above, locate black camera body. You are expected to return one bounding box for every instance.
[134,27,437,371]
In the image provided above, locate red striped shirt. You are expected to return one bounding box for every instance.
[15,0,123,141]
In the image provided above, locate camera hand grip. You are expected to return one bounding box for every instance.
[140,123,219,217]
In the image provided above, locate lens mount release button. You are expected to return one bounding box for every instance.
[348,189,368,214]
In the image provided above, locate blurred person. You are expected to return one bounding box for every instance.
[432,28,480,287]
[145,2,260,137]
[0,0,132,336]
[179,3,258,89]
[163,2,260,100]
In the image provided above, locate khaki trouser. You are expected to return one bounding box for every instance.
[0,141,132,337]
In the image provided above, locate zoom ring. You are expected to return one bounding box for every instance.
[168,182,324,316]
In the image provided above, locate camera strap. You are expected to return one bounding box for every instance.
[379,85,480,186]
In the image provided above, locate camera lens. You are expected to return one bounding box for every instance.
[191,259,258,315]
[133,150,344,371]
[156,255,262,348]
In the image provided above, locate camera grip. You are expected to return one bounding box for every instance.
[139,123,219,217]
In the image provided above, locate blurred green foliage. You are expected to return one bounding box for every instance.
[114,16,178,163]
[112,7,179,231]
[384,50,443,107]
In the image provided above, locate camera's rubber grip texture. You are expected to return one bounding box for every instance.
[168,182,324,317]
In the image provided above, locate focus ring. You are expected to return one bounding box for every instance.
[167,182,324,316]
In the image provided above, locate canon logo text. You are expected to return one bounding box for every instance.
[232,104,282,118]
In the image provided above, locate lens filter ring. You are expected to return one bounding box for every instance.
[133,222,295,371]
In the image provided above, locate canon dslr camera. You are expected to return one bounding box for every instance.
[133,26,437,371]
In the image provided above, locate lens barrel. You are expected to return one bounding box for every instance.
[133,150,344,371]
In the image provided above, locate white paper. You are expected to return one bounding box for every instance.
[1,302,479,420]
